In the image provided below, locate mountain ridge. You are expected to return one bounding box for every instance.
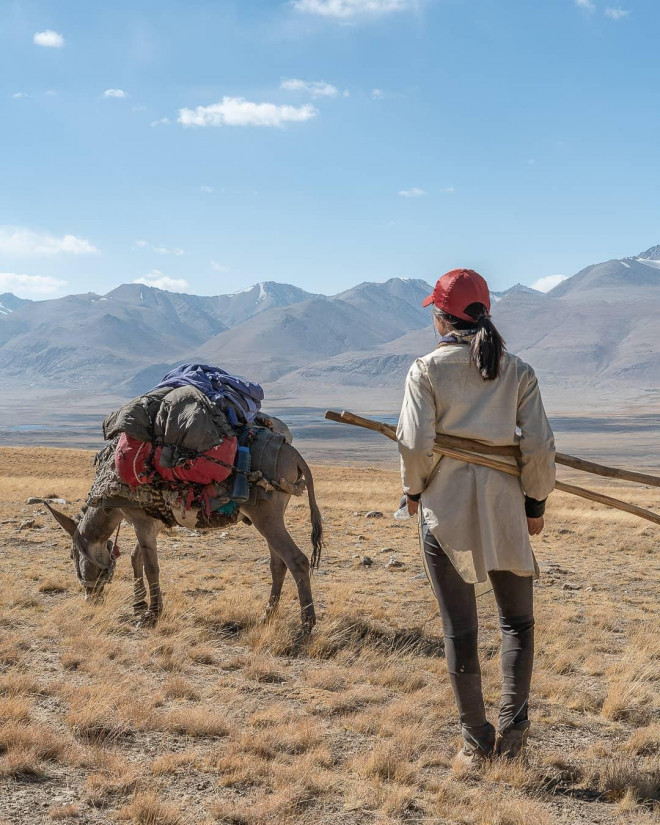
[0,247,657,397]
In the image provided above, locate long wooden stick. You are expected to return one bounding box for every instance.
[554,453,660,487]
[325,410,660,526]
[325,410,660,487]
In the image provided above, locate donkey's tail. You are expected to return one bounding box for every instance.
[296,454,323,570]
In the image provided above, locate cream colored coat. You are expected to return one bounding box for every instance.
[397,343,556,583]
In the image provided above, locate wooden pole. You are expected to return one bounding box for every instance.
[325,410,660,486]
[324,410,660,527]
[554,453,660,488]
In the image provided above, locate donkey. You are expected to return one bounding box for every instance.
[46,438,323,630]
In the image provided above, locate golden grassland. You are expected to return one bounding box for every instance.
[0,446,658,825]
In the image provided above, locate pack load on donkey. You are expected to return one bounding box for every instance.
[88,363,302,530]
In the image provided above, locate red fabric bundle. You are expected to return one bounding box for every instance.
[115,433,237,488]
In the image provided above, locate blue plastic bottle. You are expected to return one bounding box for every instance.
[231,446,250,503]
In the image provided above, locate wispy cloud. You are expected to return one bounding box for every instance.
[211,261,229,272]
[0,227,98,256]
[398,187,426,198]
[201,185,214,193]
[281,78,346,97]
[292,0,412,20]
[103,88,127,99]
[12,92,29,100]
[605,7,630,19]
[134,271,189,292]
[33,30,65,48]
[575,0,596,10]
[135,240,184,256]
[150,117,171,127]
[178,97,317,128]
[531,274,567,292]
[0,273,68,296]
[371,88,386,100]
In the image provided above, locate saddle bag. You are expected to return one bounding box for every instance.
[115,433,238,488]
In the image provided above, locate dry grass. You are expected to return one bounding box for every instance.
[0,447,658,824]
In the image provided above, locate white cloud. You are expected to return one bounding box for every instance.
[103,88,127,99]
[398,187,426,198]
[150,117,171,126]
[371,88,385,99]
[531,274,567,292]
[292,0,411,19]
[33,30,65,48]
[178,97,318,128]
[0,226,98,256]
[134,271,189,292]
[281,78,344,98]
[605,7,630,19]
[211,260,229,272]
[575,0,596,10]
[12,92,29,99]
[200,185,214,193]
[135,240,184,255]
[0,273,67,296]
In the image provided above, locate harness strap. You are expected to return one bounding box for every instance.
[111,523,121,559]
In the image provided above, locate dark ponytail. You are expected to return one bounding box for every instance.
[435,302,506,381]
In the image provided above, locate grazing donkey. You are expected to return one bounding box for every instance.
[47,434,323,630]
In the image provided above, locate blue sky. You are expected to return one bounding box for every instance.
[1,0,658,299]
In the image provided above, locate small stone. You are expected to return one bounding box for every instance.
[562,582,582,591]
[18,519,36,531]
[410,573,426,581]
[557,528,574,535]
[386,557,404,569]
[365,511,384,519]
[360,556,373,567]
[380,547,395,553]
[26,497,43,504]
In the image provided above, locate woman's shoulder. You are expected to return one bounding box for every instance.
[501,350,535,376]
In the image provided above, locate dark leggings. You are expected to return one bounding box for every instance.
[423,531,534,750]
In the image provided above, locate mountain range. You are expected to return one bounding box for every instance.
[0,248,658,410]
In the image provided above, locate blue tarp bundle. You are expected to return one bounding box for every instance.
[153,364,264,427]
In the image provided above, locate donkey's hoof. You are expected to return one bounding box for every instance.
[133,601,148,616]
[299,619,316,638]
[135,610,159,629]
[261,605,279,624]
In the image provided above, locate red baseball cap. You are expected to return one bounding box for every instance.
[422,268,491,322]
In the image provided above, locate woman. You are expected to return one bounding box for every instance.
[397,268,555,766]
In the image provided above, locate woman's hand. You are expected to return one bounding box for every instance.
[406,496,419,516]
[527,516,544,536]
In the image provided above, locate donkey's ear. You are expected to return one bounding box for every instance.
[45,503,77,536]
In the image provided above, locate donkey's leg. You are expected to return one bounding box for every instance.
[130,541,147,615]
[130,515,162,626]
[264,548,288,621]
[248,507,315,629]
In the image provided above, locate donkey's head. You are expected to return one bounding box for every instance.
[46,503,121,600]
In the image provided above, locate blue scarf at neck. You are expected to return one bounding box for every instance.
[437,329,477,344]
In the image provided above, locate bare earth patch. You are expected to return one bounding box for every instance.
[0,447,658,824]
